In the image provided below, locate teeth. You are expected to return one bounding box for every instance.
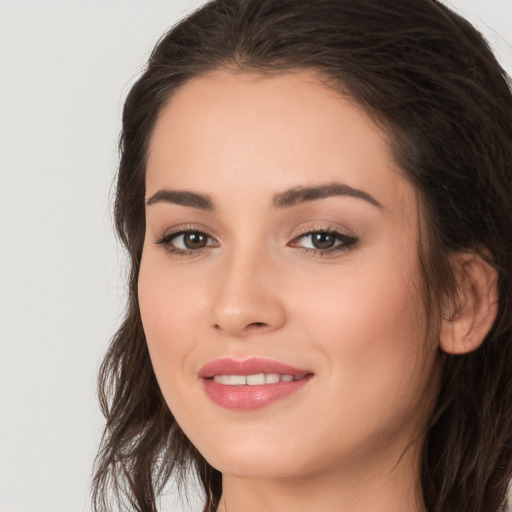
[230,375,246,385]
[212,373,299,385]
[246,373,265,385]
[265,373,280,384]
[213,374,231,385]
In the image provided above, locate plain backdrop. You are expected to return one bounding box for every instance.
[0,1,510,511]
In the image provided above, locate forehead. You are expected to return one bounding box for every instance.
[146,69,416,216]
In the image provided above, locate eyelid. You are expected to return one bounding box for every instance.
[291,222,356,239]
[154,223,216,242]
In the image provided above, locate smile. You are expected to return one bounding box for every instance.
[199,358,313,410]
[212,373,304,385]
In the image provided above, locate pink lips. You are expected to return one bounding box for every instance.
[199,358,313,410]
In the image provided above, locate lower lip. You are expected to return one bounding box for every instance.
[202,376,312,410]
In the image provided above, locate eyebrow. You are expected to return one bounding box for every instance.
[146,189,215,210]
[272,182,384,209]
[145,182,383,211]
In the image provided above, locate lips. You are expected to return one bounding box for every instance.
[199,358,313,410]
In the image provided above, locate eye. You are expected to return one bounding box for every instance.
[289,229,358,255]
[302,232,338,250]
[155,229,219,255]
[172,232,210,250]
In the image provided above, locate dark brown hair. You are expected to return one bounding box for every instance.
[92,1,512,511]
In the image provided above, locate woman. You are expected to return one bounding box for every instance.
[92,1,512,511]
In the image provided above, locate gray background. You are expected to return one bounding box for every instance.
[0,1,510,511]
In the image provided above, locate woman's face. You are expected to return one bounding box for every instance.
[139,70,440,481]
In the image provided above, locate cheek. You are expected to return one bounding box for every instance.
[138,255,208,437]
[138,251,203,374]
[294,245,431,402]
[299,246,424,341]
[288,262,434,465]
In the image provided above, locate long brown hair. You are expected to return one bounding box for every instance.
[92,1,512,511]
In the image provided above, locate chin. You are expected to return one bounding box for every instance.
[188,427,312,479]
[206,450,311,480]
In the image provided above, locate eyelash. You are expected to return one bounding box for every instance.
[155,226,358,258]
[289,227,358,257]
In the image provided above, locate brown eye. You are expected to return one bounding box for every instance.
[310,232,336,249]
[290,230,358,255]
[182,232,208,249]
[156,230,218,254]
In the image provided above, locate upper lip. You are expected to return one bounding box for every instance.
[199,357,312,378]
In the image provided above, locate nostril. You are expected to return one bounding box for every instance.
[213,321,269,334]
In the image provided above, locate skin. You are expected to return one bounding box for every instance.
[139,69,442,512]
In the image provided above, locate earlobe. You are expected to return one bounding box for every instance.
[439,252,499,355]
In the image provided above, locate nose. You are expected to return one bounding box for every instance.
[210,251,287,337]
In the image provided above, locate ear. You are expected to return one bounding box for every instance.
[440,252,499,355]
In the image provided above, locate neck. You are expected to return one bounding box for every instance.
[216,442,427,512]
